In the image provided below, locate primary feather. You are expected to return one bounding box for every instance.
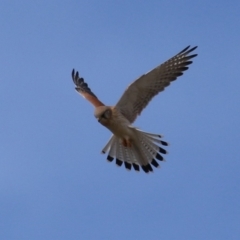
[116,46,198,123]
[72,45,198,173]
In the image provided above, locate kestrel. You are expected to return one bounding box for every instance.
[72,45,198,173]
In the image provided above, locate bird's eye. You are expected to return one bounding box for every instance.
[103,109,111,119]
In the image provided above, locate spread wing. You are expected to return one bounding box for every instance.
[72,69,105,107]
[115,46,198,123]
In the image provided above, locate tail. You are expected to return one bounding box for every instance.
[101,129,168,173]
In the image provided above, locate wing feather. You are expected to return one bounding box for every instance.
[115,46,198,123]
[72,69,105,107]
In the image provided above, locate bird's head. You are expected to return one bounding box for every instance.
[94,106,112,125]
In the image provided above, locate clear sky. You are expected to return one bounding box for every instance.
[1,0,240,239]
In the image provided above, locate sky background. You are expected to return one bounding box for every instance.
[1,0,240,239]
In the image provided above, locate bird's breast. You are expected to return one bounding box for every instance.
[100,111,134,139]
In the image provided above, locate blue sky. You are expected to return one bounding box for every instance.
[1,0,240,239]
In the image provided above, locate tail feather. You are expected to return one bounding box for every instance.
[137,129,163,138]
[137,132,167,164]
[102,135,115,154]
[138,138,166,167]
[108,144,116,162]
[119,141,131,165]
[145,135,169,146]
[101,129,168,173]
[139,133,160,159]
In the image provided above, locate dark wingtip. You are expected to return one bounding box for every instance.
[185,46,198,56]
[178,45,190,54]
[72,69,79,85]
[189,53,198,58]
[190,46,198,51]
[71,70,98,98]
[71,69,75,82]
[178,45,198,55]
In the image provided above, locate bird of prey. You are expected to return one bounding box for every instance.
[72,45,198,173]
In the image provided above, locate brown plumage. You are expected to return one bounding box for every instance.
[72,46,198,173]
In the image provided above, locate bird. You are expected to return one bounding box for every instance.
[72,45,198,173]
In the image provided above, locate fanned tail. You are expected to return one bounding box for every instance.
[101,129,168,173]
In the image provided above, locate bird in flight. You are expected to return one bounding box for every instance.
[72,45,198,173]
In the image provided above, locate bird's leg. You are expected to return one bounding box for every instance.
[122,138,132,148]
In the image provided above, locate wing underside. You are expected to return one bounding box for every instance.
[115,46,198,123]
[72,69,105,107]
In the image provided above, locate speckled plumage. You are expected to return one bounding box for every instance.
[72,46,198,173]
